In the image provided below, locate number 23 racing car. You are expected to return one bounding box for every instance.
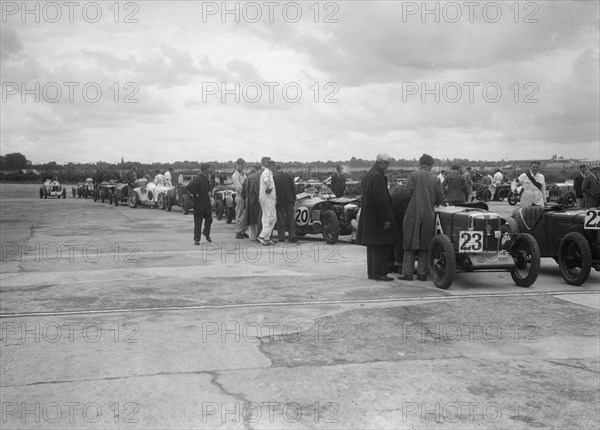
[507,206,600,286]
[428,203,540,289]
[292,193,360,244]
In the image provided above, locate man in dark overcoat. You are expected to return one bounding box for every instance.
[330,165,347,198]
[243,163,262,241]
[274,164,298,242]
[389,183,411,272]
[356,153,396,281]
[187,163,213,245]
[400,154,444,281]
[574,164,587,208]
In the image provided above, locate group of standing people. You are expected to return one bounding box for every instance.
[356,153,443,282]
[575,164,600,208]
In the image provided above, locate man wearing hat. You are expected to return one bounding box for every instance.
[443,164,468,205]
[330,165,347,198]
[356,153,397,281]
[400,154,444,281]
[257,157,277,245]
[462,166,473,202]
[232,158,249,239]
[582,165,600,208]
[187,163,213,245]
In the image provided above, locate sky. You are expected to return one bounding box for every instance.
[1,0,599,164]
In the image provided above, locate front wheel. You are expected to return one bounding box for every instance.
[564,191,576,208]
[510,233,540,287]
[482,189,492,202]
[558,232,591,286]
[497,189,509,201]
[39,188,43,199]
[166,194,173,212]
[428,234,456,289]
[158,192,166,210]
[508,192,519,206]
[62,190,66,199]
[128,191,138,208]
[321,210,339,244]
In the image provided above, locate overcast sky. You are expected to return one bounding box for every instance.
[1,0,598,164]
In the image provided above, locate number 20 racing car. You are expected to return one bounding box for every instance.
[291,193,360,244]
[507,206,600,286]
[428,204,540,289]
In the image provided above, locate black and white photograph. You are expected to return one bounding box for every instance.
[1,0,599,428]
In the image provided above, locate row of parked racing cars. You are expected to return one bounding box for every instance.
[40,176,599,289]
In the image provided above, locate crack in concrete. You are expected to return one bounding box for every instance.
[547,360,600,374]
[207,371,256,430]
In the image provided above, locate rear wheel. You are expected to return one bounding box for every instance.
[428,234,456,289]
[564,191,576,208]
[510,233,540,287]
[508,191,519,206]
[166,194,173,212]
[158,192,166,210]
[39,188,43,199]
[497,188,509,201]
[62,190,66,199]
[321,210,339,244]
[558,232,591,286]
[128,191,138,208]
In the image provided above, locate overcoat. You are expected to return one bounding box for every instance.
[443,171,467,203]
[244,172,261,225]
[403,168,444,250]
[356,164,396,245]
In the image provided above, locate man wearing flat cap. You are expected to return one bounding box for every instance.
[187,163,213,245]
[400,153,444,281]
[356,153,397,281]
[232,158,249,239]
[582,165,600,208]
[444,164,468,205]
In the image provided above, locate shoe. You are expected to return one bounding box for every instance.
[194,241,200,246]
[269,239,278,245]
[373,275,394,282]
[288,238,299,243]
[235,234,245,239]
[417,274,427,281]
[398,275,413,281]
[241,233,249,238]
[257,237,269,246]
[204,235,212,243]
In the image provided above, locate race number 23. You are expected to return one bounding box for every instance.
[295,207,309,226]
[459,231,483,252]
[584,210,600,229]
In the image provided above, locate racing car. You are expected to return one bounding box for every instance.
[213,184,236,222]
[127,178,170,209]
[508,205,600,285]
[291,192,360,244]
[546,182,576,208]
[39,180,67,199]
[165,174,195,214]
[72,182,84,197]
[82,178,94,198]
[428,203,540,289]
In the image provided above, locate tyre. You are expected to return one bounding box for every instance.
[497,189,509,201]
[109,191,113,205]
[166,194,173,212]
[428,234,456,289]
[72,188,76,197]
[510,233,540,287]
[508,192,519,206]
[558,232,591,286]
[158,192,166,210]
[181,194,191,215]
[482,189,492,202]
[44,189,47,199]
[321,210,339,244]
[101,192,105,203]
[39,188,43,199]
[226,207,235,224]
[114,190,119,207]
[564,191,576,208]
[128,191,139,208]
[62,190,66,199]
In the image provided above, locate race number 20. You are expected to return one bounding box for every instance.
[459,231,483,252]
[584,210,600,229]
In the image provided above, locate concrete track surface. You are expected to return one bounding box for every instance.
[1,183,599,429]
